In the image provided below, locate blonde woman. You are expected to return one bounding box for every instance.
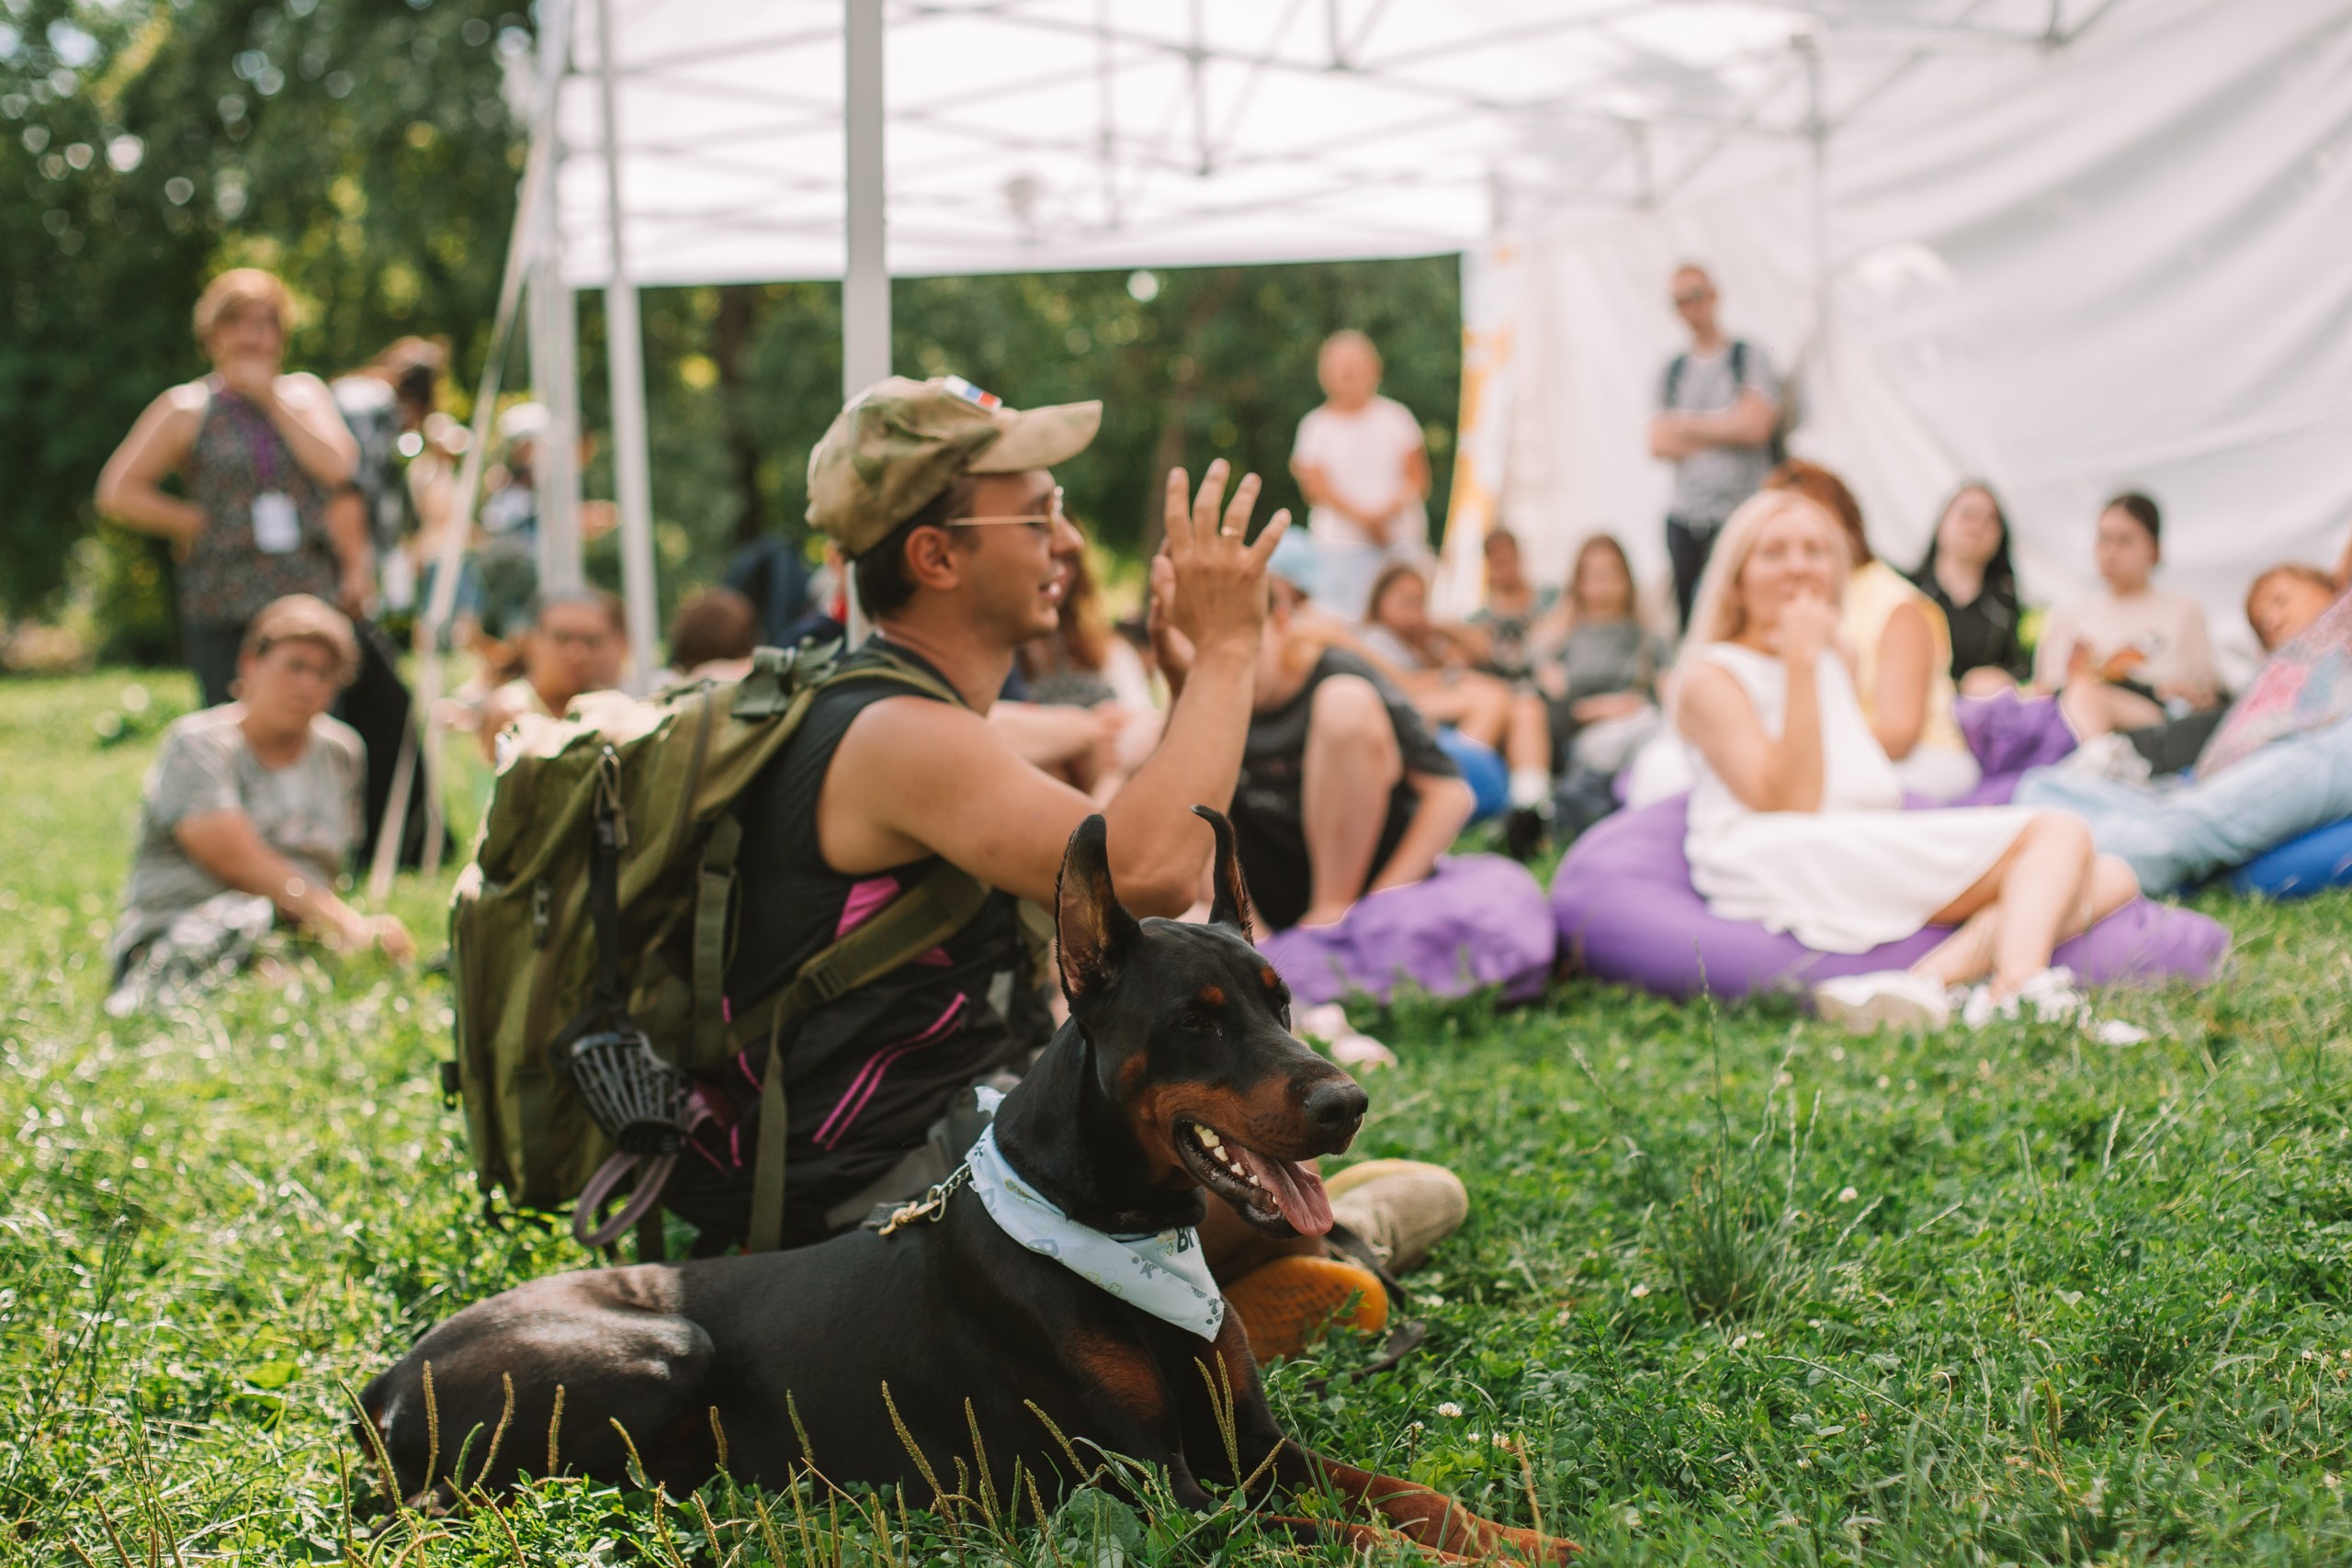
[1673,491,2141,1033]
[1763,459,1978,801]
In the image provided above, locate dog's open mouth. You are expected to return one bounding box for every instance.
[1176,1119,1333,1235]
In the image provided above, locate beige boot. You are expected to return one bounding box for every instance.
[1324,1159,1469,1274]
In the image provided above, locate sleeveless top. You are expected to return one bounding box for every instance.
[1679,641,2033,953]
[723,640,1035,1243]
[1684,644,1902,843]
[1843,561,1964,755]
[178,380,339,626]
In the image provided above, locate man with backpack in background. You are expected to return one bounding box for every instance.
[1648,264,1784,629]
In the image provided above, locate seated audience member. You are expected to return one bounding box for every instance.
[1006,536,1162,797]
[1231,543,1476,931]
[1544,534,1672,779]
[106,596,414,1015]
[1764,459,1978,801]
[1356,561,1554,849]
[477,587,630,758]
[2017,563,2352,894]
[1674,491,2139,1033]
[665,585,760,684]
[1912,481,2029,693]
[1464,529,1560,684]
[2034,491,2222,739]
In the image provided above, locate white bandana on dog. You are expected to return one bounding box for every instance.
[965,1123,1227,1340]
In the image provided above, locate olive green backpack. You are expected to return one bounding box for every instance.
[447,640,993,1254]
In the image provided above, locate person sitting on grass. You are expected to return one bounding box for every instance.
[2033,491,2222,740]
[1542,533,1671,777]
[106,596,413,1016]
[663,585,760,685]
[1355,560,1554,854]
[1911,480,2029,693]
[1763,459,1979,802]
[2016,562,2352,896]
[1008,533,1163,798]
[476,587,631,759]
[1672,491,2142,1036]
[1462,529,1560,687]
[1228,539,1477,933]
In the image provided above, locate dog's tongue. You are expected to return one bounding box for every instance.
[1235,1146,1333,1235]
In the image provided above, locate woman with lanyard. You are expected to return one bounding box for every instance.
[99,268,366,707]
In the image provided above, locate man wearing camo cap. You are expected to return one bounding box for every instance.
[718,375,1291,1247]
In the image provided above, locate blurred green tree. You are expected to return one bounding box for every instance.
[574,257,1461,617]
[0,0,524,621]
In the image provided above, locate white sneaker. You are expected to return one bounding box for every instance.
[2057,732,2153,782]
[1960,967,2149,1043]
[1815,970,1952,1033]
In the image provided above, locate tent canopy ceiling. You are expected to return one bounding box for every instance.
[555,0,2125,287]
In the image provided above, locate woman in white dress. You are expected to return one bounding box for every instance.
[1674,491,2142,1032]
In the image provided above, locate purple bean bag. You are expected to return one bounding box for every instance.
[1260,854,1556,1006]
[1551,796,2230,1002]
[1953,690,2075,806]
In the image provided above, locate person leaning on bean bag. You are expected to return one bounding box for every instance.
[2017,565,2352,895]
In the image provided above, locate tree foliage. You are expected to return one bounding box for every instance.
[1,0,525,615]
[583,257,1462,612]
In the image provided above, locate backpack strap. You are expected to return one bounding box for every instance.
[690,813,745,1071]
[741,857,995,1252]
[686,640,970,1074]
[1662,351,1689,409]
[1729,338,1748,387]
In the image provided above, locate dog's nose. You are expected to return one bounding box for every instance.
[1302,1077,1368,1138]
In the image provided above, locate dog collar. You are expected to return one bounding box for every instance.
[965,1124,1227,1341]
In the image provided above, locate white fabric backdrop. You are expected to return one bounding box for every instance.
[1466,0,2352,682]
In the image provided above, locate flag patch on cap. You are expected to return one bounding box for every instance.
[942,376,1001,411]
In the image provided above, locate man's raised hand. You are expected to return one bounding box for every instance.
[1159,459,1291,661]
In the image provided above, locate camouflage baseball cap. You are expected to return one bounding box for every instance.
[808,375,1102,555]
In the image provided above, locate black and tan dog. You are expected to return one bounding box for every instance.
[361,809,1568,1559]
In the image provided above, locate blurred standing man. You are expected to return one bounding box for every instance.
[1291,330,1431,622]
[1647,265,1783,630]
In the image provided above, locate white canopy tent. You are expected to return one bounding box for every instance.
[1445,0,2352,683]
[391,0,2352,880]
[516,0,2256,649]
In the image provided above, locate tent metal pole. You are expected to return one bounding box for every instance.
[842,0,888,644]
[596,0,661,683]
[377,86,554,894]
[1803,32,1831,374]
[528,10,583,596]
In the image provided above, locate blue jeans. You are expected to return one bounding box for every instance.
[2016,712,2352,894]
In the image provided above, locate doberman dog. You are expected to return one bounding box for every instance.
[360,808,1569,1560]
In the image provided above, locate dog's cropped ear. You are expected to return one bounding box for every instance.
[1192,805,1255,942]
[1057,814,1142,999]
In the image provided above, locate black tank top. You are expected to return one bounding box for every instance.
[720,640,1032,1242]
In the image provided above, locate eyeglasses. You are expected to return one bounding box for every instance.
[948,487,1067,534]
[1671,289,1712,307]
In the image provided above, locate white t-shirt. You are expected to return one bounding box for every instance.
[2032,587,2219,698]
[1292,396,1427,550]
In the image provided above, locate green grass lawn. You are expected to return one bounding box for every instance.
[5,669,2350,1565]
